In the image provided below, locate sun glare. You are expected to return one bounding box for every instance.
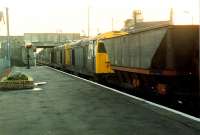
[0,0,199,35]
[131,0,199,25]
[171,0,199,24]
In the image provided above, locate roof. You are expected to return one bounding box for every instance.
[124,21,170,33]
[95,31,128,40]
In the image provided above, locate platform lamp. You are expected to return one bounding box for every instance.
[25,43,32,69]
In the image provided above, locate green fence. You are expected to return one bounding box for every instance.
[0,42,10,76]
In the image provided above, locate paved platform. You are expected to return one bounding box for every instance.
[0,66,199,135]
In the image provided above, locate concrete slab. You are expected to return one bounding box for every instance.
[0,66,199,135]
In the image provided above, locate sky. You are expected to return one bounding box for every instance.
[0,0,199,36]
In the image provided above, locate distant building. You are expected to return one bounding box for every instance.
[122,10,169,32]
[122,10,144,31]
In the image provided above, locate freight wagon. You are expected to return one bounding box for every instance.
[102,25,199,103]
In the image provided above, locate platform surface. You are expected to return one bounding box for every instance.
[0,66,199,135]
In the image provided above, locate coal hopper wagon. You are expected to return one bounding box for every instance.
[102,25,199,105]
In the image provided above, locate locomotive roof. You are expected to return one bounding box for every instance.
[95,31,128,40]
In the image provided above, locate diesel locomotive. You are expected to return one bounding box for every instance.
[37,31,127,76]
[37,24,199,110]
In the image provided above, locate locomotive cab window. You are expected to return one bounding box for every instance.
[98,42,106,53]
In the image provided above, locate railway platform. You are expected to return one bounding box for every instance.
[0,66,199,135]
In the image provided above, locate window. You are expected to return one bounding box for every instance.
[98,42,106,53]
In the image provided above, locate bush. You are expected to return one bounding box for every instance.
[7,73,28,81]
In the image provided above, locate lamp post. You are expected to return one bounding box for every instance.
[112,18,114,31]
[25,44,32,69]
[87,6,90,38]
[56,29,62,44]
[5,8,10,68]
